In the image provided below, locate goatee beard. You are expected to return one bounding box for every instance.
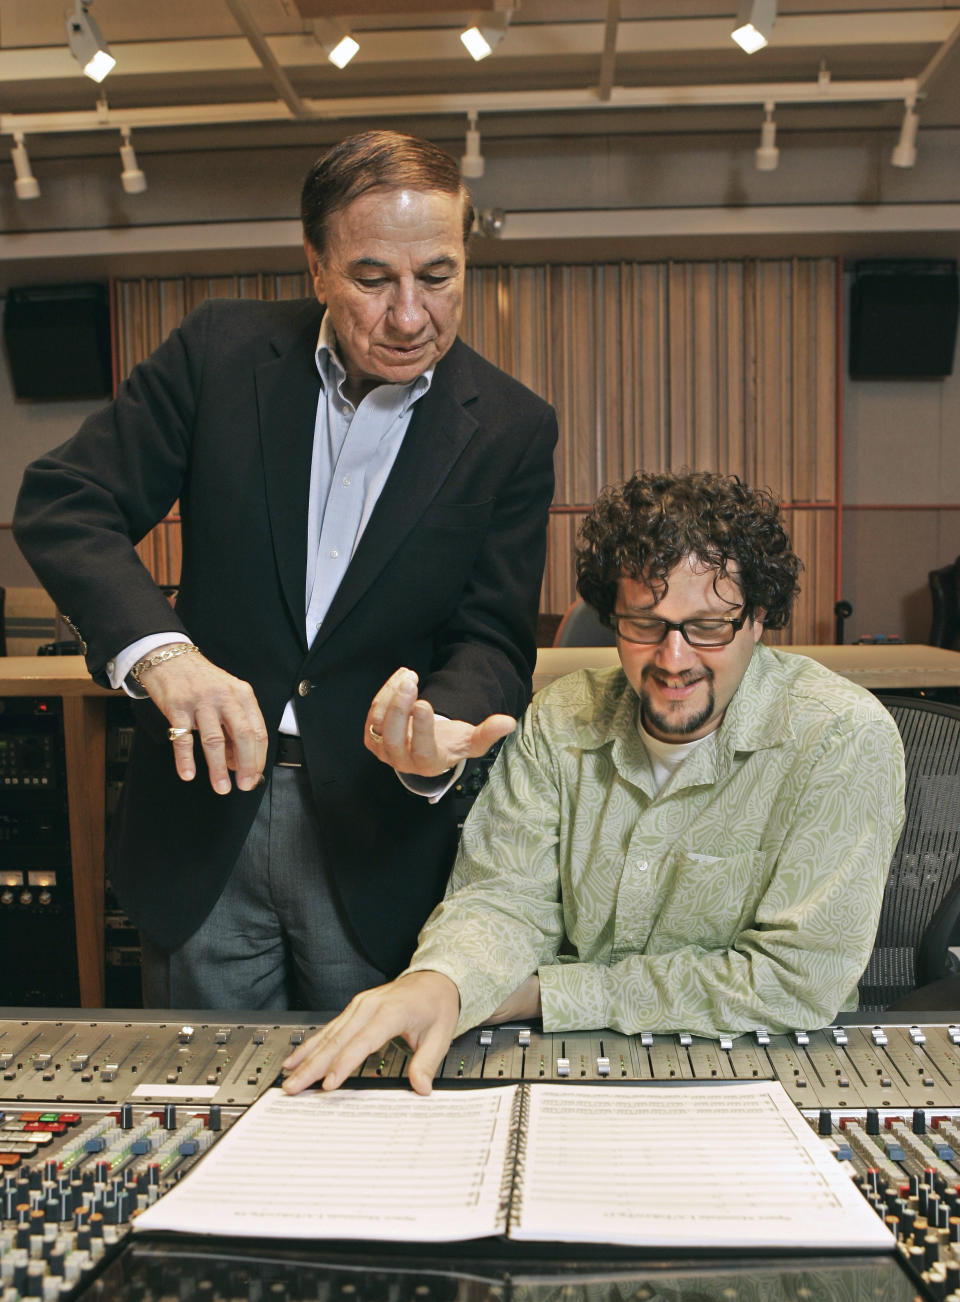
[640,666,715,738]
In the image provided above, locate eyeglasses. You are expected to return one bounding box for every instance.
[611,610,746,648]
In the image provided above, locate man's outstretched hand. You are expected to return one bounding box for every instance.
[364,668,514,777]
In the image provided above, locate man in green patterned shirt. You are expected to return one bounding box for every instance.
[284,470,906,1095]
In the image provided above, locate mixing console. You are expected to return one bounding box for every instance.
[6,1010,960,1300]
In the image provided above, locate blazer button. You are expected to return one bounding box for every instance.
[297,679,311,697]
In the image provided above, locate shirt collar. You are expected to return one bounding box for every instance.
[314,313,434,411]
[570,642,796,786]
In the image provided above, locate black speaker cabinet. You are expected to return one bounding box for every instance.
[3,282,113,400]
[849,259,959,379]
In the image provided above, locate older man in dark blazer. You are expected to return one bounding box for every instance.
[13,130,557,1011]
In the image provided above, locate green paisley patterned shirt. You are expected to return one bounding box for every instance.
[407,644,906,1038]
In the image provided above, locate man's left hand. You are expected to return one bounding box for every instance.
[365,667,515,777]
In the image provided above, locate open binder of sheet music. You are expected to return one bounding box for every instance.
[132,1080,893,1251]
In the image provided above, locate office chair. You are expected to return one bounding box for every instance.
[929,557,960,651]
[553,599,617,647]
[857,694,960,1010]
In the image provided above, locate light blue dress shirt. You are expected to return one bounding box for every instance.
[112,313,433,733]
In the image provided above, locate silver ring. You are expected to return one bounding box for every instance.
[167,726,191,741]
[368,725,383,742]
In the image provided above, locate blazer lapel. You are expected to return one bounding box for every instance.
[256,304,324,650]
[310,340,479,651]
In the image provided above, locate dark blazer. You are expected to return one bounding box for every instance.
[14,297,558,975]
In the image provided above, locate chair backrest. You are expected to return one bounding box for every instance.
[553,600,617,648]
[858,694,960,1009]
[929,557,960,651]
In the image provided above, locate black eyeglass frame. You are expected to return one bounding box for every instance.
[611,609,747,648]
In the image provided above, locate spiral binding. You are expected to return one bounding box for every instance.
[502,1083,530,1236]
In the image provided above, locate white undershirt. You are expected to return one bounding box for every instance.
[638,711,715,796]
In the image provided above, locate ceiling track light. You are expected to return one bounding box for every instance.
[11,132,40,201]
[120,128,147,193]
[478,208,505,238]
[891,98,919,169]
[732,0,777,54]
[461,110,484,179]
[66,0,116,83]
[313,18,359,70]
[460,12,511,62]
[755,101,779,171]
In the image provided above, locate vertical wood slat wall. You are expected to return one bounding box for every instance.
[114,257,838,644]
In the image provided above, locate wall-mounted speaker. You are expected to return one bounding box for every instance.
[849,259,959,379]
[3,283,113,400]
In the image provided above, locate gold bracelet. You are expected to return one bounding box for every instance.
[130,642,199,684]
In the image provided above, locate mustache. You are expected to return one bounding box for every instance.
[642,665,714,687]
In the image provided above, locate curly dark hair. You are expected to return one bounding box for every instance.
[576,469,802,631]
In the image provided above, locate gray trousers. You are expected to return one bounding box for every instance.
[140,765,387,1012]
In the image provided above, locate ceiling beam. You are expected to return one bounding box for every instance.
[223,0,311,119]
[3,202,959,272]
[597,0,618,104]
[291,0,509,13]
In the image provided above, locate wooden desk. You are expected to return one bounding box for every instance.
[0,658,112,1006]
[533,643,960,694]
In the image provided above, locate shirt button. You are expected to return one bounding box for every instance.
[342,475,351,487]
[329,548,339,559]
[341,405,351,416]
[636,860,648,872]
[298,680,311,697]
[107,660,115,674]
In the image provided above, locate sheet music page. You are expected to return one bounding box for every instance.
[509,1080,893,1251]
[133,1085,518,1242]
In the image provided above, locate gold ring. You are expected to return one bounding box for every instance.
[167,726,191,741]
[368,725,383,742]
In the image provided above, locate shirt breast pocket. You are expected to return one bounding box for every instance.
[653,850,769,951]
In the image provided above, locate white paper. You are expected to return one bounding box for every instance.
[133,1085,518,1242]
[132,1079,893,1252]
[509,1081,894,1251]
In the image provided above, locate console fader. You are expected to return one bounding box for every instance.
[7,1012,960,1300]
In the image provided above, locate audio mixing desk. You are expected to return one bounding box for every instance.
[4,1008,960,1301]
